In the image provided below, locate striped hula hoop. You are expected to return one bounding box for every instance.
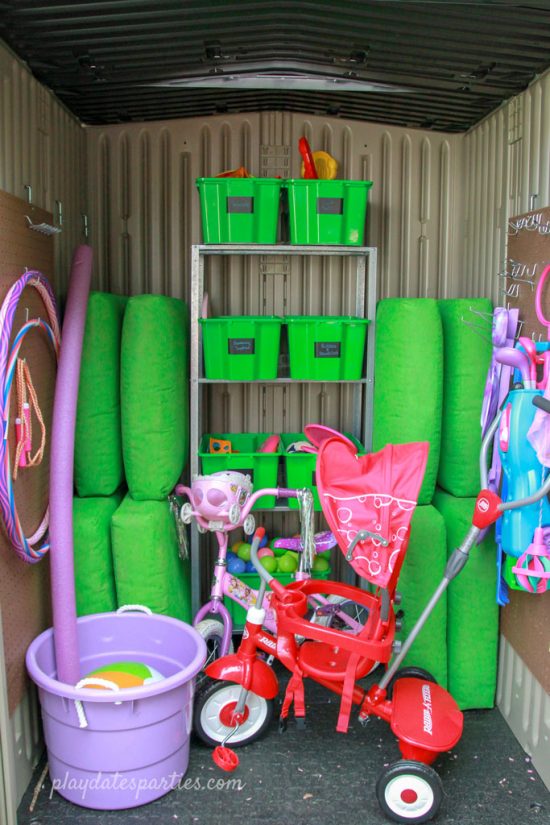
[0,271,60,562]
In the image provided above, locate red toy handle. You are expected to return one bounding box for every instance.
[299,137,318,179]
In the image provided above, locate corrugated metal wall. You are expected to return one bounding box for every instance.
[85,112,465,454]
[464,69,550,303]
[85,112,465,301]
[0,41,86,299]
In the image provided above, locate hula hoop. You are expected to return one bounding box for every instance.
[0,271,60,562]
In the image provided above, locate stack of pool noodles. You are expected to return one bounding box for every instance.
[373,297,498,706]
[115,295,191,622]
[373,298,448,688]
[434,298,497,710]
[73,293,191,622]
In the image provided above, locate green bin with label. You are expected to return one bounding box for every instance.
[200,316,282,380]
[283,179,373,245]
[196,177,283,244]
[286,316,369,380]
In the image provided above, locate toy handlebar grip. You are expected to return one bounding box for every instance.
[533,395,550,414]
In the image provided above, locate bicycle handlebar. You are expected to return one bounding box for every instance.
[533,394,550,414]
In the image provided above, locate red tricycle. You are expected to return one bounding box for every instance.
[192,426,543,822]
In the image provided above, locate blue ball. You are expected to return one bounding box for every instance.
[226,550,237,560]
[227,556,246,574]
[247,534,268,548]
[245,561,256,573]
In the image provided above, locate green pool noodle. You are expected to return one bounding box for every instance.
[121,295,189,500]
[433,488,498,709]
[73,492,123,617]
[75,292,127,497]
[396,505,448,687]
[437,298,493,497]
[373,298,443,504]
[111,494,191,622]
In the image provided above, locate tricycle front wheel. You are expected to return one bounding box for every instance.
[193,678,274,747]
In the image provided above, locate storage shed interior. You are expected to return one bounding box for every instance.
[0,2,549,823]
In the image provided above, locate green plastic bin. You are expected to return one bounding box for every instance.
[199,433,281,509]
[224,568,331,630]
[286,316,369,380]
[200,316,282,380]
[283,179,373,245]
[196,177,283,244]
[281,431,366,510]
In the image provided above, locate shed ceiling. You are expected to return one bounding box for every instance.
[1,1,550,132]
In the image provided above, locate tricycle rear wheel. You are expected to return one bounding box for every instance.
[376,759,443,823]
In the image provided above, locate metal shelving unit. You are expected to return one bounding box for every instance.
[189,243,377,614]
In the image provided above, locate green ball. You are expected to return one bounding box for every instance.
[236,542,251,562]
[316,549,331,559]
[260,556,278,574]
[312,556,330,573]
[269,538,287,557]
[277,552,298,573]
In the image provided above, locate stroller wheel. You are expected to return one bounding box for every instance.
[386,667,437,701]
[228,504,241,525]
[243,515,256,535]
[376,760,443,823]
[193,678,274,748]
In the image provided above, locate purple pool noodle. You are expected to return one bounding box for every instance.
[49,245,93,685]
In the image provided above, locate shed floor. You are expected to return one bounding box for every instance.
[17,667,550,825]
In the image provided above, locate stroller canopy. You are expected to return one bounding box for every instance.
[316,436,429,590]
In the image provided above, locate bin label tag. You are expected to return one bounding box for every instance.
[315,341,341,358]
[227,196,254,213]
[229,338,255,355]
[317,197,343,215]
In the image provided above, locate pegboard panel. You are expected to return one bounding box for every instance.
[500,204,550,692]
[504,205,550,340]
[0,189,57,714]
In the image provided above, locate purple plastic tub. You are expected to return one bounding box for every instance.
[26,610,206,810]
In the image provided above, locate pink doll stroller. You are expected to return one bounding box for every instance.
[179,470,256,534]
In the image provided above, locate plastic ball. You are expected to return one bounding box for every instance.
[277,552,298,574]
[260,556,278,574]
[227,556,246,574]
[85,661,164,690]
[312,556,330,573]
[236,543,251,562]
[226,550,237,560]
[245,561,256,573]
[270,538,288,557]
[257,547,275,559]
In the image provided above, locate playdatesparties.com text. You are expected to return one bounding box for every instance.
[50,772,245,801]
